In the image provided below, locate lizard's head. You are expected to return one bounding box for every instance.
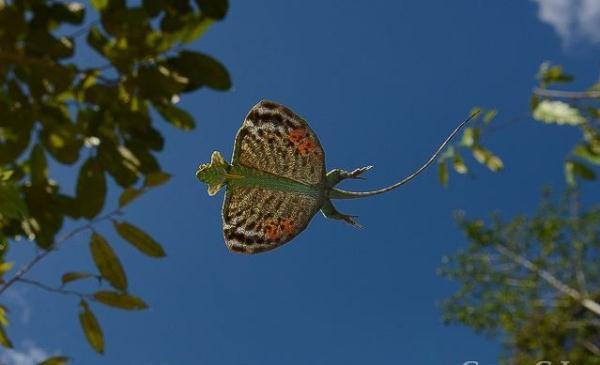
[196,151,229,196]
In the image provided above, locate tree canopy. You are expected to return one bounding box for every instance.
[0,0,230,360]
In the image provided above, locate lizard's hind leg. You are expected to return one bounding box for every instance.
[320,200,362,228]
[326,166,372,187]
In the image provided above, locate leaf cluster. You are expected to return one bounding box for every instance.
[531,62,600,187]
[437,108,503,187]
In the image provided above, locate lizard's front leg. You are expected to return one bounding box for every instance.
[325,166,372,187]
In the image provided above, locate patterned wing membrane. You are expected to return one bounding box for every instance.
[232,100,326,185]
[222,186,321,254]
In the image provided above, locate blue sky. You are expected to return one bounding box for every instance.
[3,1,600,364]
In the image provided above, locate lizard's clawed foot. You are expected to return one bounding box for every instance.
[321,200,362,228]
[326,166,373,186]
[343,166,373,180]
[341,214,362,229]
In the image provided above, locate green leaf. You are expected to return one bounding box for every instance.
[0,304,8,326]
[118,187,144,208]
[49,2,85,24]
[56,194,82,219]
[113,221,166,258]
[144,171,171,187]
[78,300,104,354]
[537,62,574,85]
[26,32,74,59]
[472,147,503,172]
[565,161,576,186]
[486,155,504,172]
[439,161,448,187]
[565,160,595,186]
[574,163,596,180]
[90,233,128,291]
[0,169,14,182]
[460,127,476,147]
[483,109,497,124]
[61,272,95,286]
[39,109,82,164]
[160,12,187,33]
[137,65,189,101]
[530,94,540,112]
[452,152,468,174]
[93,290,148,310]
[472,146,487,164]
[0,326,13,348]
[0,182,27,219]
[195,0,229,20]
[78,71,98,91]
[86,26,110,57]
[179,16,214,43]
[0,120,31,166]
[573,144,600,165]
[83,84,116,106]
[76,158,107,219]
[90,0,109,11]
[30,144,48,185]
[439,146,455,161]
[168,51,231,91]
[469,107,482,118]
[142,0,163,17]
[38,355,71,365]
[98,143,140,187]
[533,100,586,125]
[155,103,195,130]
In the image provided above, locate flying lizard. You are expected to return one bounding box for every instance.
[196,100,477,254]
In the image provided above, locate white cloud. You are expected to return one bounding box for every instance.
[532,0,600,44]
[0,341,51,365]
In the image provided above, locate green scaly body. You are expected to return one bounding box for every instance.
[226,165,323,198]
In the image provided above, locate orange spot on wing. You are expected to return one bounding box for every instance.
[288,128,305,142]
[288,128,319,156]
[279,218,295,235]
[263,218,296,241]
[298,139,317,155]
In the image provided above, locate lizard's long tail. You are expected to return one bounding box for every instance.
[329,110,480,200]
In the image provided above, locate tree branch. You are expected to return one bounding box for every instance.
[493,243,600,317]
[0,209,122,296]
[583,340,600,356]
[534,88,600,100]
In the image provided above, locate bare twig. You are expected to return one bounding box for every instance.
[534,88,600,100]
[486,111,530,133]
[0,209,122,296]
[16,277,93,300]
